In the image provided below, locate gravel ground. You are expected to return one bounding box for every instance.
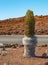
[0,46,48,65]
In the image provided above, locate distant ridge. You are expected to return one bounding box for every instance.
[0,15,48,35]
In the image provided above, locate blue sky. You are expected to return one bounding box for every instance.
[0,0,48,20]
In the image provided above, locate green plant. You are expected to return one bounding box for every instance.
[24,10,35,36]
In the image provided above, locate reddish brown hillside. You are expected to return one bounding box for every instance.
[0,16,48,35]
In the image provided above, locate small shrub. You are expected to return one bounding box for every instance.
[41,44,47,47]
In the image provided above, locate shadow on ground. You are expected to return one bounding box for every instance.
[29,36,48,58]
[35,53,48,58]
[45,62,48,65]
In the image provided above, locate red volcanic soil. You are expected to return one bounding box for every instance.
[0,15,48,35]
[0,45,48,65]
